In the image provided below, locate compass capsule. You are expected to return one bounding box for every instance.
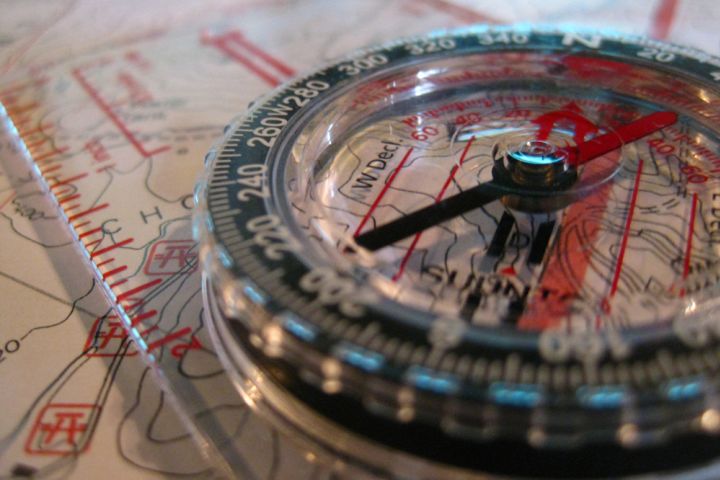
[196,26,720,479]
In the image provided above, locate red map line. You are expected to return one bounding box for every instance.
[34,146,69,162]
[681,192,698,296]
[58,194,81,205]
[95,258,115,268]
[0,78,47,98]
[146,326,191,352]
[40,164,63,175]
[219,47,283,87]
[0,193,15,211]
[67,203,109,222]
[354,147,414,237]
[90,238,134,258]
[232,33,295,77]
[78,227,103,239]
[18,125,48,137]
[71,67,170,157]
[7,102,39,116]
[102,265,128,280]
[129,309,157,328]
[416,0,499,24]
[26,137,53,150]
[83,238,102,250]
[595,159,644,330]
[73,220,91,229]
[49,172,88,190]
[608,159,644,298]
[651,0,679,39]
[109,279,128,289]
[393,137,475,282]
[201,30,295,87]
[115,278,163,303]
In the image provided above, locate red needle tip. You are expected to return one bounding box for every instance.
[570,111,678,166]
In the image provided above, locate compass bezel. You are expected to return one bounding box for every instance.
[196,26,720,466]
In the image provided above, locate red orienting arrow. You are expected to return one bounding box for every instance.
[568,111,678,166]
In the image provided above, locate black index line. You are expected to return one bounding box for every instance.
[528,220,556,265]
[486,212,515,257]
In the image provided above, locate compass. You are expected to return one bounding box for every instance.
[195,26,720,478]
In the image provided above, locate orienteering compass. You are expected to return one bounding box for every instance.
[195,26,720,478]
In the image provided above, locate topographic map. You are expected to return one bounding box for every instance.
[0,0,718,478]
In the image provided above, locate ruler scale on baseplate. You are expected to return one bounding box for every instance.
[0,27,301,477]
[0,73,199,354]
[0,22,312,351]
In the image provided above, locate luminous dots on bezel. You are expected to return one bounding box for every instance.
[242,280,267,306]
[220,280,247,318]
[397,387,416,422]
[617,423,640,446]
[199,243,214,272]
[280,312,317,342]
[262,323,284,357]
[527,427,547,447]
[701,409,720,433]
[321,358,343,394]
[529,408,548,447]
[330,459,348,476]
[249,333,264,350]
[240,379,263,407]
[220,278,266,319]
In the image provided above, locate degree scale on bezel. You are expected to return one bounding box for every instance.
[195,26,720,478]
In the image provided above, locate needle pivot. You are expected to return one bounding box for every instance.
[503,139,577,187]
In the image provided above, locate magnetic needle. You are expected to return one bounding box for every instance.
[195,26,720,478]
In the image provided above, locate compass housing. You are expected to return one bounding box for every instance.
[195,26,720,478]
